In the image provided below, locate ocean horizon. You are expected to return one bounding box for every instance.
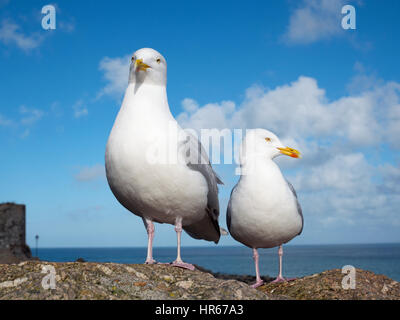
[35,243,400,281]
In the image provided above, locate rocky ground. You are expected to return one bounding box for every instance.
[0,261,268,300]
[201,265,400,300]
[0,261,399,300]
[259,268,400,300]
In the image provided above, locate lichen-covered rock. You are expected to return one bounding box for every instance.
[0,261,269,300]
[258,268,400,300]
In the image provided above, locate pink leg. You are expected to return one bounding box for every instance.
[251,248,264,288]
[271,245,296,283]
[144,219,156,264]
[171,218,195,271]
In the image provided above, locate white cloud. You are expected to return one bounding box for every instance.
[16,106,44,137]
[73,100,88,118]
[181,98,199,113]
[286,152,398,228]
[177,100,235,132]
[19,106,44,125]
[1,106,44,137]
[75,164,105,182]
[385,90,400,149]
[282,0,346,44]
[178,76,400,149]
[295,162,396,226]
[293,153,372,193]
[379,164,400,194]
[0,19,43,51]
[97,55,131,99]
[346,62,384,94]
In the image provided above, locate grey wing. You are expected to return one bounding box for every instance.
[286,179,304,235]
[180,132,223,243]
[183,132,223,185]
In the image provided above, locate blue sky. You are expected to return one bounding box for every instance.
[1,0,400,248]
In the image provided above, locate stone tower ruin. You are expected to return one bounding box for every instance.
[0,203,32,263]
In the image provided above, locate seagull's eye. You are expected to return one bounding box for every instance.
[156,58,161,64]
[131,56,135,62]
[265,137,271,142]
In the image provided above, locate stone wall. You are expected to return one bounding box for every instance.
[0,203,31,262]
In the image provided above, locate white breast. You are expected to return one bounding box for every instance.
[105,84,208,226]
[229,161,302,248]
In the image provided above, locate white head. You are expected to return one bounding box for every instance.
[129,48,167,86]
[240,129,301,164]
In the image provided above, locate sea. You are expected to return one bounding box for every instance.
[36,243,400,281]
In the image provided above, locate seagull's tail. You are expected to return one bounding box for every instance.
[183,215,221,244]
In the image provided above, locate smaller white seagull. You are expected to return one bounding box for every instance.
[227,129,303,288]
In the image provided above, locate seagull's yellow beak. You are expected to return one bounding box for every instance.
[277,146,301,158]
[135,58,150,71]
